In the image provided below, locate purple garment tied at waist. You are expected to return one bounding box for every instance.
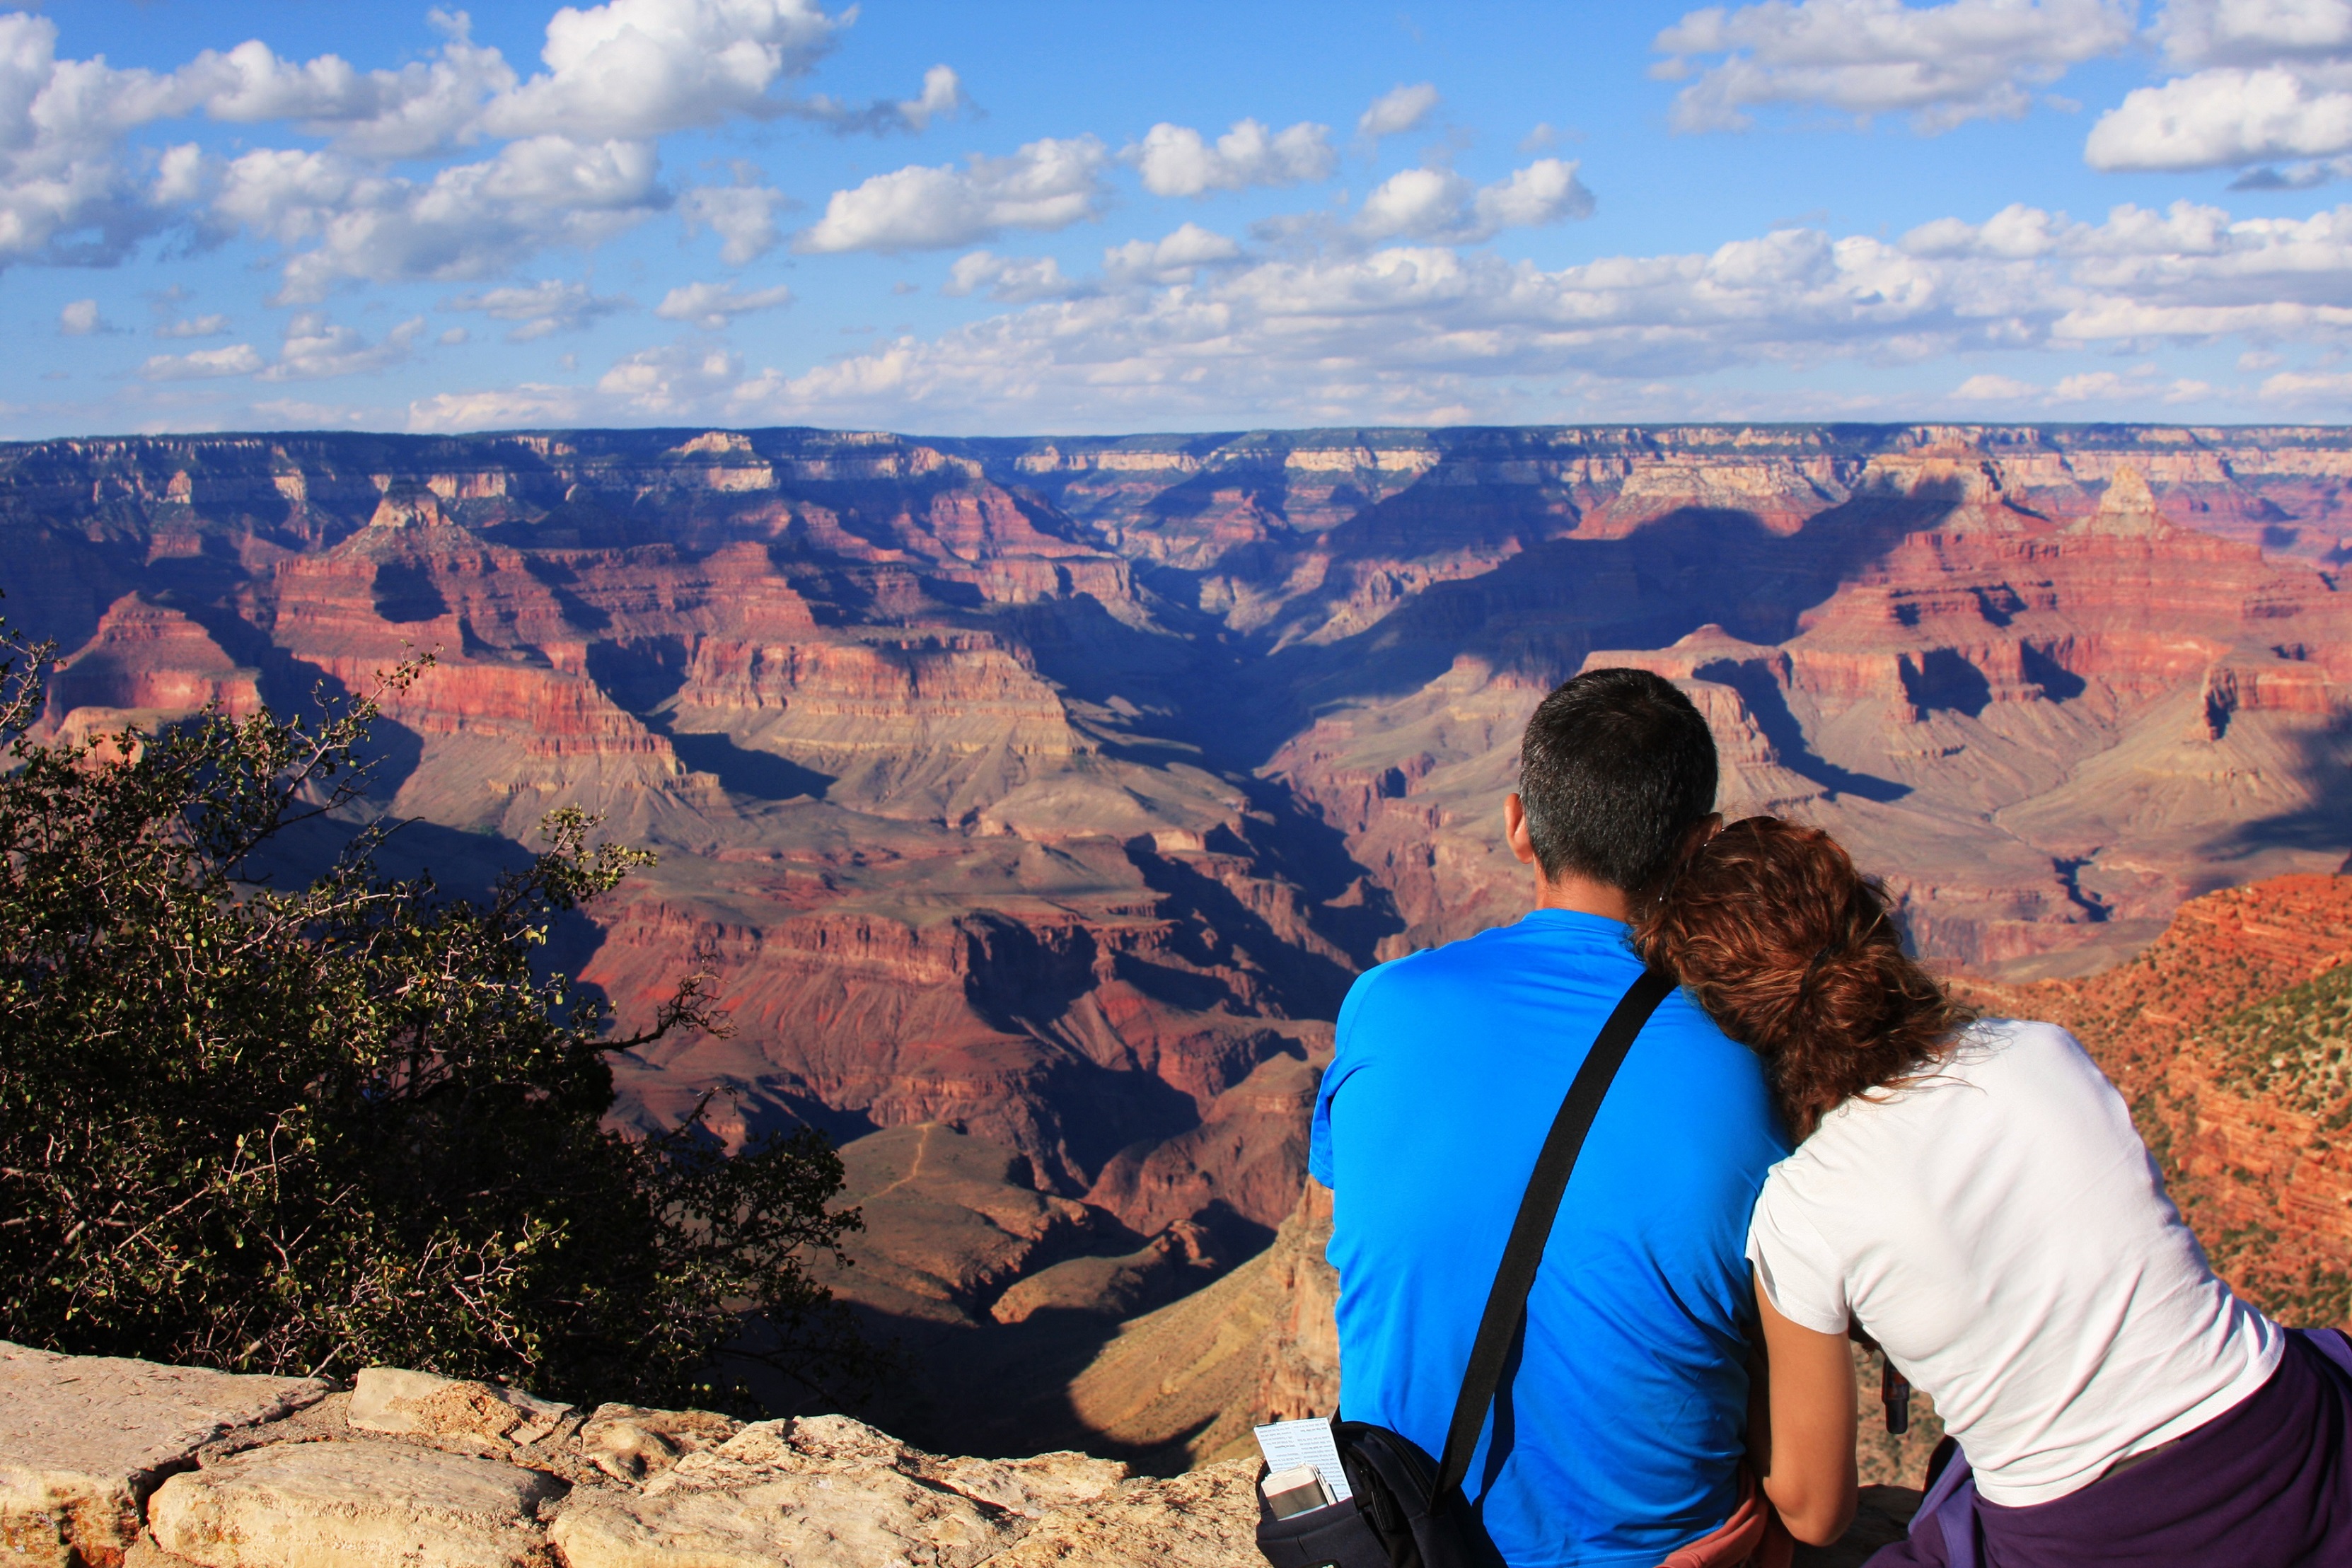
[1864,1328,2352,1568]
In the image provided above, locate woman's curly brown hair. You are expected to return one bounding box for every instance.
[1634,816,1974,1140]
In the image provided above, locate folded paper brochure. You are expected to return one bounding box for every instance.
[1261,1463,1333,1519]
[1252,1417,1352,1508]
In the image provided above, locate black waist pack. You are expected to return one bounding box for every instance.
[1254,970,1674,1568]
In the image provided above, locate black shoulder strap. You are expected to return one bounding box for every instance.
[1432,966,1676,1504]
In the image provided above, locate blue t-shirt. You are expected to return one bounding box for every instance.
[1309,910,1788,1568]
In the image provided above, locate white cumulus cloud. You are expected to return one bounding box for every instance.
[1903,199,2080,255]
[383,188,2352,434]
[2081,0,2352,174]
[441,279,631,340]
[2047,366,2176,401]
[0,13,196,268]
[141,343,265,381]
[594,341,743,414]
[1356,159,1594,242]
[2261,366,2352,401]
[1655,0,2135,133]
[789,62,971,134]
[699,231,1968,429]
[1357,83,1442,141]
[178,21,518,161]
[263,312,427,379]
[2157,0,2352,69]
[1892,197,2352,337]
[152,144,205,206]
[477,0,842,142]
[654,279,794,327]
[1103,222,1244,280]
[1954,371,2042,397]
[1130,119,1337,197]
[680,182,790,265]
[1904,197,2242,260]
[2087,66,2352,168]
[942,252,1086,301]
[155,313,231,339]
[407,381,592,431]
[796,137,1110,253]
[896,64,968,130]
[216,136,667,301]
[58,298,104,335]
[0,0,880,293]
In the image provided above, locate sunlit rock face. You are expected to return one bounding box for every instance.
[12,422,2352,1453]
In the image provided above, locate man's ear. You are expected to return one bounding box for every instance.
[1505,792,1540,866]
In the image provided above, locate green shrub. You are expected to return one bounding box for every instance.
[0,626,864,1409]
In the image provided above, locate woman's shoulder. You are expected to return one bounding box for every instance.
[1753,1019,2097,1221]
[1834,1014,2088,1093]
[1958,1015,2086,1051]
[1773,1017,2088,1154]
[1942,1016,2106,1086]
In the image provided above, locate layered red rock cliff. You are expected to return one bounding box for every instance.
[1269,458,2352,972]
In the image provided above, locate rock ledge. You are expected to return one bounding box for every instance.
[0,1344,1258,1568]
[0,1340,1908,1568]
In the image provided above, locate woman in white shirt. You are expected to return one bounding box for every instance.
[1636,815,2352,1567]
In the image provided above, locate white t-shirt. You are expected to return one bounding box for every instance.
[1746,1018,2282,1508]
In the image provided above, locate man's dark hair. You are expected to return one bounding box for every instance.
[1517,667,1717,893]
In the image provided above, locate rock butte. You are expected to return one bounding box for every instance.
[10,424,2352,1452]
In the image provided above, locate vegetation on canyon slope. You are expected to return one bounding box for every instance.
[0,625,867,1407]
[1968,876,2352,1340]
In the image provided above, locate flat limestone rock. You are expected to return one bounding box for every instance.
[147,1439,562,1568]
[914,1452,1130,1521]
[673,1416,1125,1518]
[0,1342,328,1568]
[975,1458,1260,1567]
[552,1474,1015,1568]
[552,1415,1125,1568]
[349,1369,573,1450]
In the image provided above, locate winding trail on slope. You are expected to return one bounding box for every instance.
[867,1122,939,1203]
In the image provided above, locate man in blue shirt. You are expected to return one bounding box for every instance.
[1309,668,1788,1567]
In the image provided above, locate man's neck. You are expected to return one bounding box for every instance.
[1531,870,1631,922]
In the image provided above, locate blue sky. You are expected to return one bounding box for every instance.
[6,0,2352,436]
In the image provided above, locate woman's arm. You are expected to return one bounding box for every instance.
[1749,1265,1858,1545]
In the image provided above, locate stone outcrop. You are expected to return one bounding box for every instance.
[349,1368,574,1451]
[149,1441,564,1568]
[0,1343,1248,1568]
[547,1415,1104,1568]
[0,1343,327,1568]
[966,1461,1263,1568]
[0,1342,1909,1568]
